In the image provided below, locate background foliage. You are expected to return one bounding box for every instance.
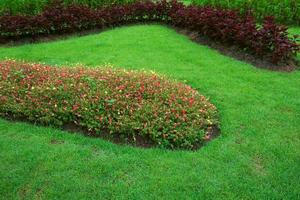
[192,0,300,25]
[2,0,300,25]
[0,0,138,15]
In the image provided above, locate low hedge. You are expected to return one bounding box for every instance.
[0,60,219,150]
[0,0,299,65]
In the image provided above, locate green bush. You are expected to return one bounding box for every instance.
[0,0,138,15]
[0,60,219,150]
[192,0,300,25]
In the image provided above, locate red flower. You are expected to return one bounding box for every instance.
[118,85,126,90]
[188,98,195,107]
[0,96,8,102]
[72,105,80,111]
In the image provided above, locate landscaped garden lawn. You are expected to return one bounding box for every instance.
[0,24,300,199]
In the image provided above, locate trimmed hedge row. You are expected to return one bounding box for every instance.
[0,0,299,65]
[0,60,219,150]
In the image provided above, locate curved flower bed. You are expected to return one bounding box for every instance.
[0,0,299,65]
[0,60,219,150]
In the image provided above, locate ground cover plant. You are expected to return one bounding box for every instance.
[0,25,300,199]
[192,0,300,25]
[0,0,299,67]
[0,60,218,150]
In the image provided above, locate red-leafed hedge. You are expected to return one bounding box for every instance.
[0,60,219,150]
[0,0,299,65]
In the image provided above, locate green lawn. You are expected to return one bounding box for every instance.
[180,0,192,5]
[0,25,300,199]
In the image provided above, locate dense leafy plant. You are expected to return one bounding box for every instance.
[0,0,138,16]
[2,0,299,25]
[0,60,218,150]
[169,6,300,64]
[192,0,300,25]
[0,0,298,65]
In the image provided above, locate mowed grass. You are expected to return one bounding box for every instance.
[0,25,300,199]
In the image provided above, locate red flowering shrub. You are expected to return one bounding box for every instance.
[0,0,298,65]
[0,60,219,150]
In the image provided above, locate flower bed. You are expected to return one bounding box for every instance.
[0,60,219,150]
[0,0,299,65]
